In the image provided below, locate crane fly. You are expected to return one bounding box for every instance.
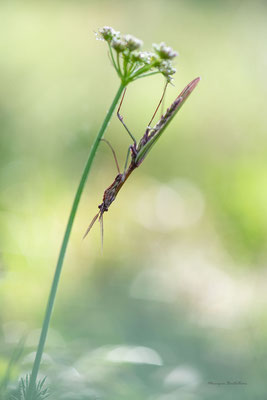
[83,77,200,242]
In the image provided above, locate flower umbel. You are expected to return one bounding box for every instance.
[98,26,178,84]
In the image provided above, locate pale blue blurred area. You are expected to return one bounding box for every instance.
[1,0,267,398]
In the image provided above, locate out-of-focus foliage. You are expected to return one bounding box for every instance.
[1,0,267,398]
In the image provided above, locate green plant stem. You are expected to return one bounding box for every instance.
[27,82,125,400]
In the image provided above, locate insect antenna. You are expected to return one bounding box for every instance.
[101,138,121,174]
[83,211,100,239]
[147,80,168,127]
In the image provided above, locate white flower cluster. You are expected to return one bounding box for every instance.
[153,42,178,60]
[98,26,178,83]
[98,26,119,42]
[99,27,143,53]
[131,51,156,65]
[158,60,176,78]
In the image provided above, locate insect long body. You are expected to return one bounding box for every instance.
[84,77,200,240]
[99,173,123,213]
[98,161,135,217]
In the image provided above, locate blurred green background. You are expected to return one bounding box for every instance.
[1,0,267,398]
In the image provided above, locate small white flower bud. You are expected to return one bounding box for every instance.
[99,26,120,43]
[124,34,143,51]
[153,42,178,60]
[111,38,127,52]
[131,51,158,65]
[158,60,177,78]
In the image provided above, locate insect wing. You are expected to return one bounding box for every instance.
[135,77,200,165]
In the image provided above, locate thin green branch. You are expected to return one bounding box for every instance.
[133,70,161,81]
[26,82,125,400]
[116,51,123,77]
[108,44,120,76]
[128,62,137,75]
[129,63,153,80]
[123,56,128,77]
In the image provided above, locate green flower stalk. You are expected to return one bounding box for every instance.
[24,27,179,400]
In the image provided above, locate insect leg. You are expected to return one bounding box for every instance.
[122,146,132,181]
[147,80,169,127]
[101,138,121,174]
[117,88,137,144]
